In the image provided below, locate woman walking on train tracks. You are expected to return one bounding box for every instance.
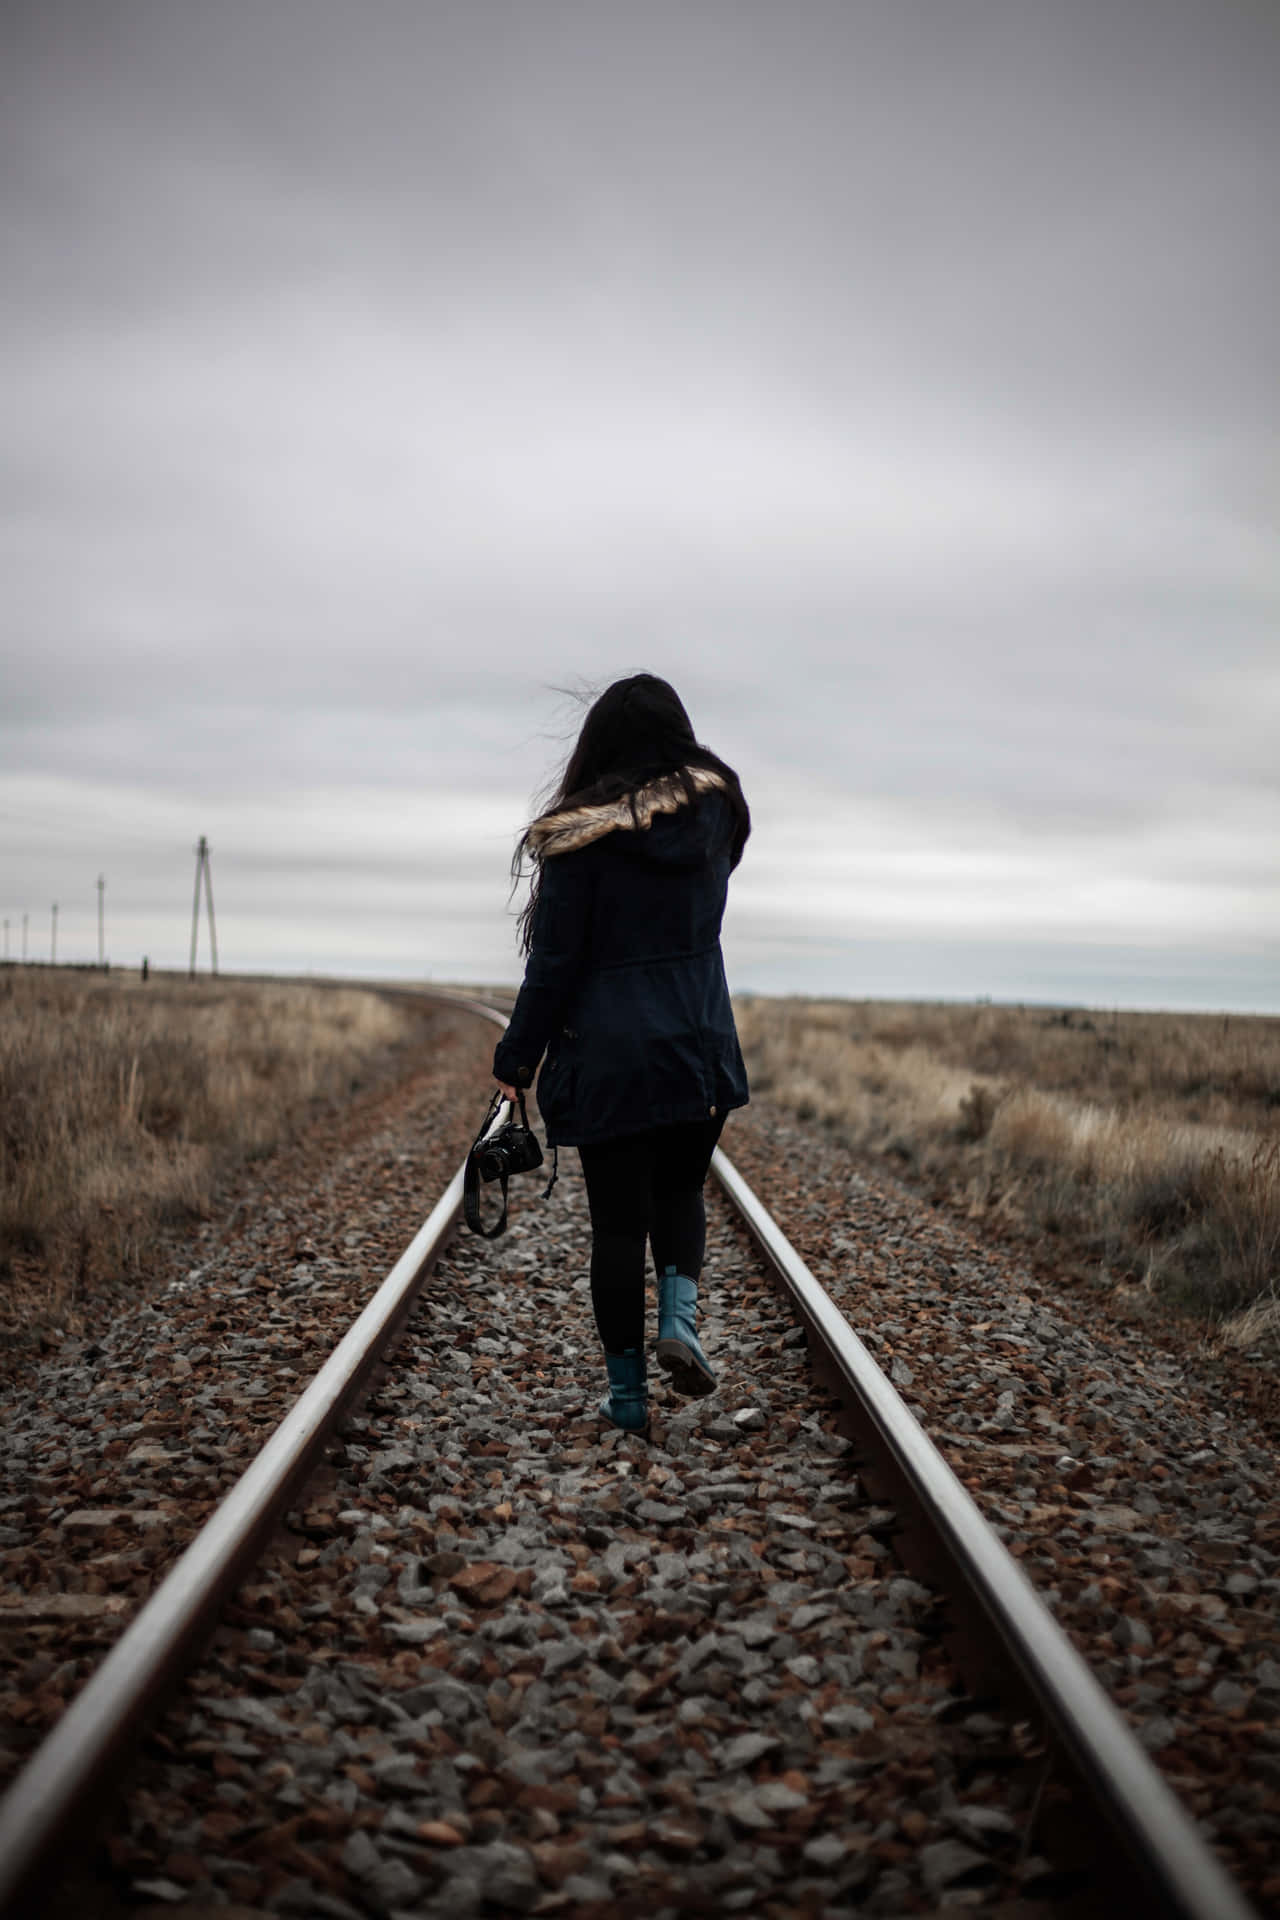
[493,674,751,1435]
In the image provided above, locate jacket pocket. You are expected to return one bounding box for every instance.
[537,1033,577,1124]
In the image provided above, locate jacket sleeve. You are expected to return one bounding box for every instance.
[493,851,594,1088]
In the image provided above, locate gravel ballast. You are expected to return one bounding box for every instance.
[102,1151,1060,1918]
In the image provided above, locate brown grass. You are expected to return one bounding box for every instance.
[0,967,416,1344]
[735,996,1280,1338]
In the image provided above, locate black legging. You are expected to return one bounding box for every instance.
[577,1114,726,1353]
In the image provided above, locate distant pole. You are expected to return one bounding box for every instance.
[22,914,28,964]
[189,836,219,977]
[203,842,219,976]
[3,920,8,962]
[97,875,105,968]
[51,902,58,966]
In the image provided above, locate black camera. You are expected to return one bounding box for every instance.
[463,1087,544,1238]
[473,1117,544,1185]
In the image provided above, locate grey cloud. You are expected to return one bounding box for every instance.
[8,2,1276,413]
[3,0,1277,1001]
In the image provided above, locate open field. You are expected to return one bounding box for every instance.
[8,971,1277,1362]
[735,996,1280,1345]
[0,967,419,1352]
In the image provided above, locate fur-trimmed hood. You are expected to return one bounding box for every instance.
[526,766,727,860]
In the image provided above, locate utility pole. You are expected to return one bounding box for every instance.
[97,874,105,968]
[3,920,8,962]
[189,836,219,977]
[51,902,58,966]
[204,841,219,976]
[22,913,28,964]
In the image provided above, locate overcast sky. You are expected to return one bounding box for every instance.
[3,1,1277,1009]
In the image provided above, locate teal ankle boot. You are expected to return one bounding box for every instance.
[600,1348,649,1432]
[656,1265,717,1397]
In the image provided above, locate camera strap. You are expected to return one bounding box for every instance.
[463,1089,514,1238]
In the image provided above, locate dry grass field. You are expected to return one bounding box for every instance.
[735,996,1280,1345]
[0,967,417,1350]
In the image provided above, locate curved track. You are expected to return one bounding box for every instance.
[0,988,1261,1917]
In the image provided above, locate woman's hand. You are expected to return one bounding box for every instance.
[495,1080,520,1103]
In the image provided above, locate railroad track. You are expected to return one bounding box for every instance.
[0,989,1265,1917]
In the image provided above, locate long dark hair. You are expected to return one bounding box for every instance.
[513,674,750,952]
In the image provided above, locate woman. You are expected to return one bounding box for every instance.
[493,674,750,1434]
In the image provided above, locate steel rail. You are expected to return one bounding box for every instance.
[712,1145,1257,1920]
[0,993,512,1918]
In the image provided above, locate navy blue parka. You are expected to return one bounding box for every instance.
[493,777,749,1146]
